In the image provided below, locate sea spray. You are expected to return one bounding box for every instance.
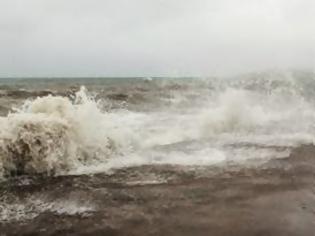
[0,86,136,178]
[1,72,315,178]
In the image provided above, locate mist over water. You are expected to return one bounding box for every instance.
[1,0,315,232]
[0,70,315,179]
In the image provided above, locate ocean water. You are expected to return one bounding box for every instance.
[1,70,315,226]
[0,70,314,178]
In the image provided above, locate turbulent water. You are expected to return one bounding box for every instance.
[1,70,315,231]
[0,70,315,178]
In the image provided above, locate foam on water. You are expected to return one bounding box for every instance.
[1,72,315,178]
[0,87,137,178]
[0,197,95,222]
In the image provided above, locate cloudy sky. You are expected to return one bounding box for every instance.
[0,0,314,77]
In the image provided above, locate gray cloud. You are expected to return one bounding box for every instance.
[0,0,314,77]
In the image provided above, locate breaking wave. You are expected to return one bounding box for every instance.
[0,87,136,178]
[199,85,315,137]
[1,71,315,179]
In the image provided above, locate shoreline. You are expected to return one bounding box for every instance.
[1,145,315,235]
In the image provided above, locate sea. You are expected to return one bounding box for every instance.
[1,70,315,232]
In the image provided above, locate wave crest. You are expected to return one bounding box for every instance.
[0,87,133,178]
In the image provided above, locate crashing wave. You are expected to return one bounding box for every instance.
[0,87,135,178]
[199,87,315,136]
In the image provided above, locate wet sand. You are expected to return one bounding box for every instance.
[1,145,315,235]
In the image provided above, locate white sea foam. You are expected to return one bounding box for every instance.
[0,87,137,178]
[0,197,95,222]
[1,76,315,178]
[199,87,315,138]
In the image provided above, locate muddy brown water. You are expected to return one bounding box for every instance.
[1,145,315,236]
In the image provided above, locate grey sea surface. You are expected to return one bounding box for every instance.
[1,71,315,235]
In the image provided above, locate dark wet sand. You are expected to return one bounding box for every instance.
[1,145,315,236]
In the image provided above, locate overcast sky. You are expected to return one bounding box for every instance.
[0,0,314,77]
